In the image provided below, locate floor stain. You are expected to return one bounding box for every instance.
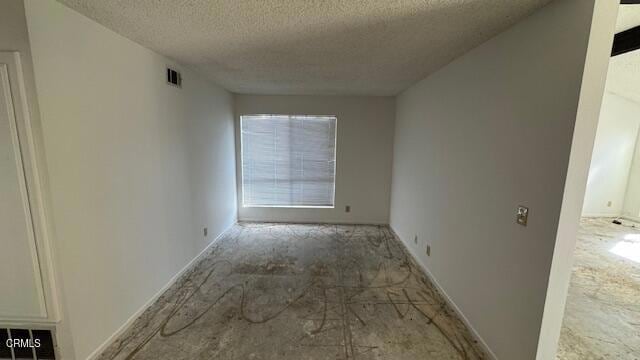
[557,218,640,360]
[96,223,486,360]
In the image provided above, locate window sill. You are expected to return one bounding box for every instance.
[242,205,335,209]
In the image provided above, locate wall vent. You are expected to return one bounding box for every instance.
[166,67,182,87]
[0,328,56,359]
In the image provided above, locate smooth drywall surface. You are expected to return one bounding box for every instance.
[582,93,640,217]
[389,0,600,358]
[235,95,395,224]
[623,129,640,220]
[25,1,237,358]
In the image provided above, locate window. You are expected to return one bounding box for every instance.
[241,114,337,207]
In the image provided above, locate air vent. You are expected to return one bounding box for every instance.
[166,67,182,87]
[0,328,55,359]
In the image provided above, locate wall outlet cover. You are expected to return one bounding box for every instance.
[516,205,529,226]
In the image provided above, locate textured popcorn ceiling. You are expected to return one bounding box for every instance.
[607,5,640,104]
[59,0,552,95]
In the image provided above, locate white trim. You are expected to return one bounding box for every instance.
[581,212,620,218]
[621,214,640,223]
[0,49,70,356]
[0,52,51,320]
[242,205,334,209]
[240,115,246,206]
[0,63,46,317]
[85,221,236,360]
[389,226,498,360]
[0,319,58,327]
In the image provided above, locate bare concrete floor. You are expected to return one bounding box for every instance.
[557,218,640,359]
[96,223,486,359]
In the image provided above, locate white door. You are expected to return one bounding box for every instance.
[0,56,47,319]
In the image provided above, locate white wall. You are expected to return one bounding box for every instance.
[623,129,640,220]
[389,0,599,358]
[582,92,640,217]
[234,95,395,224]
[25,1,237,359]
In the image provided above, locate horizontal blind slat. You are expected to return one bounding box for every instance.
[242,114,336,207]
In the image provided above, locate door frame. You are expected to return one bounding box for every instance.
[535,1,621,358]
[0,51,60,325]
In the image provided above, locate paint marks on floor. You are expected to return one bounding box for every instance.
[557,218,640,359]
[96,223,486,360]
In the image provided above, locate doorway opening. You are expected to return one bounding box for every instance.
[557,4,640,358]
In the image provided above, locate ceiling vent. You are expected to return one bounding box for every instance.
[166,67,181,88]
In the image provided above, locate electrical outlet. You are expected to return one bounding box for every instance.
[345,205,351,213]
[426,245,431,257]
[607,201,612,207]
[516,205,529,226]
[204,227,208,237]
[414,235,418,244]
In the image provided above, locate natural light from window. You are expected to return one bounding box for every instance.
[609,234,640,264]
[240,114,337,208]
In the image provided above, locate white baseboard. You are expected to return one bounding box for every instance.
[85,221,236,360]
[581,212,620,218]
[389,226,498,360]
[620,215,640,223]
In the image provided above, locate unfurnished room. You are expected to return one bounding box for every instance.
[0,0,636,359]
[557,4,640,358]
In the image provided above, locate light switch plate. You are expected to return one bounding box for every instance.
[517,206,529,226]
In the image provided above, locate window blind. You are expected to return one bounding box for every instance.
[241,114,337,207]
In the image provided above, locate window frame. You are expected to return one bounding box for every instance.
[239,114,338,209]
